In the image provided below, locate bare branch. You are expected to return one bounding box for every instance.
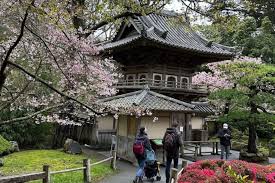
[7,61,100,115]
[0,104,63,125]
[0,0,34,91]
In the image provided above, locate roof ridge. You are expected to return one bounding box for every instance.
[133,90,148,106]
[97,90,142,102]
[148,90,195,109]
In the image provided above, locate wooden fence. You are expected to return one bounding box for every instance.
[0,150,117,183]
[97,130,116,149]
[169,160,188,183]
[182,140,220,161]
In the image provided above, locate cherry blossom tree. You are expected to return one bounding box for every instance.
[0,0,168,125]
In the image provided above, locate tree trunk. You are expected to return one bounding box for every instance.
[247,123,257,153]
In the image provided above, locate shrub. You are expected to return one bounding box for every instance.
[0,135,11,155]
[177,160,273,183]
[266,164,275,172]
[0,121,54,149]
[266,172,275,183]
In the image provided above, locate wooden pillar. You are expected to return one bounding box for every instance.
[212,142,215,155]
[43,165,50,183]
[194,145,198,161]
[199,143,202,156]
[83,159,91,183]
[185,114,192,141]
[112,117,116,129]
[111,150,117,170]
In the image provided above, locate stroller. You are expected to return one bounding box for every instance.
[144,149,161,182]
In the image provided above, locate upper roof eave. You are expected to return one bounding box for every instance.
[103,35,235,58]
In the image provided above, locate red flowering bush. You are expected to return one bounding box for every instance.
[266,172,275,183]
[267,164,275,172]
[177,160,274,183]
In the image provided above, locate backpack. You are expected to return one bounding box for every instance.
[164,133,176,150]
[133,138,145,157]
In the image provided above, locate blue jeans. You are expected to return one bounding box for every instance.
[136,158,146,177]
[221,145,230,160]
[165,157,178,183]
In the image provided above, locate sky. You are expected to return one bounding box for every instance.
[165,0,183,13]
[165,0,211,25]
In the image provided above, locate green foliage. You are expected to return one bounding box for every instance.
[0,120,55,149]
[197,16,275,64]
[226,166,252,183]
[0,135,11,155]
[209,62,275,153]
[217,110,250,132]
[0,150,114,182]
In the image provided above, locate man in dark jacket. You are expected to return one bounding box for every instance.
[217,123,232,160]
[133,127,152,183]
[162,122,183,183]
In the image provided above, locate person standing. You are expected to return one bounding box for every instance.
[133,127,152,183]
[217,123,232,160]
[163,122,183,183]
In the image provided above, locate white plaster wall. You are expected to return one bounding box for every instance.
[97,116,114,130]
[118,115,127,136]
[191,116,203,129]
[140,116,169,139]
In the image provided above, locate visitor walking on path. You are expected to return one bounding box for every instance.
[133,127,152,183]
[162,122,183,183]
[218,123,232,160]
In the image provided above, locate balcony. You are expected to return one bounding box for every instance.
[115,79,208,95]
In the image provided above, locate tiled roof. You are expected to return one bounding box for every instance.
[97,89,194,112]
[97,89,214,114]
[103,12,235,57]
[192,102,215,114]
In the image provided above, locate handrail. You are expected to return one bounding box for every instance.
[50,167,86,175]
[91,157,113,166]
[115,78,208,91]
[0,172,45,183]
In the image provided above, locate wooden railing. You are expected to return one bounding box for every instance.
[0,150,117,183]
[181,140,220,161]
[169,160,188,183]
[115,79,208,93]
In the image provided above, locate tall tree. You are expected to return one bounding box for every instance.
[200,60,275,153]
[0,0,168,125]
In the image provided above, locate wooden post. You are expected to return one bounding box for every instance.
[199,143,202,156]
[212,142,215,155]
[181,160,187,169]
[194,145,198,161]
[111,150,117,170]
[83,159,91,183]
[43,165,50,183]
[169,168,178,183]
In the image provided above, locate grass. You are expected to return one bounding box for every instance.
[0,149,115,182]
[0,135,11,155]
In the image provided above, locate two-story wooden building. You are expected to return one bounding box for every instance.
[96,11,234,162]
